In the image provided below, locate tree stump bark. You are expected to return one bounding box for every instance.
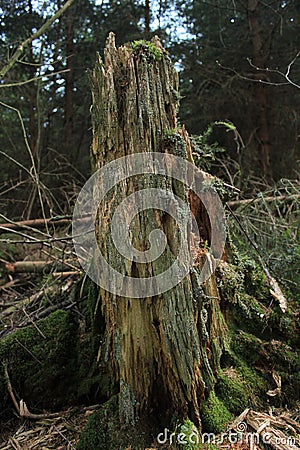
[88,33,226,428]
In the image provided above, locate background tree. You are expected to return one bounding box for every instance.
[170,0,299,184]
[1,0,298,220]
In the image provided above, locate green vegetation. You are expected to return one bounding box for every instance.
[0,310,78,411]
[190,122,226,172]
[215,371,249,415]
[77,396,151,450]
[200,391,233,434]
[163,128,187,158]
[131,39,162,61]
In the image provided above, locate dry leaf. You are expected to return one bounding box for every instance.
[267,371,281,396]
[269,276,287,313]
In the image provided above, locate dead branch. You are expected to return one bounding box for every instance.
[0,279,73,320]
[0,216,72,234]
[52,271,80,278]
[4,360,67,423]
[227,193,300,208]
[3,363,20,415]
[19,399,60,420]
[0,0,75,79]
[4,260,75,274]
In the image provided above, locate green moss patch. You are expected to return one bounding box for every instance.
[215,369,249,415]
[200,391,233,434]
[0,310,78,411]
[77,395,152,450]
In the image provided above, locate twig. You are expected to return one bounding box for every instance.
[4,260,76,274]
[0,392,60,420]
[0,0,75,79]
[0,69,70,88]
[217,52,300,89]
[0,216,72,233]
[227,193,300,208]
[53,425,76,449]
[0,281,67,320]
[0,103,48,232]
[21,307,46,339]
[3,363,20,414]
[0,279,20,290]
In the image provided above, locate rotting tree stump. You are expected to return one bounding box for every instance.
[88,32,226,428]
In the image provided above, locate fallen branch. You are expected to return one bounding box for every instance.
[0,279,73,320]
[0,279,20,290]
[0,216,72,234]
[3,363,20,414]
[52,271,81,278]
[4,363,83,423]
[227,193,300,208]
[4,260,75,274]
[19,399,60,420]
[0,404,100,450]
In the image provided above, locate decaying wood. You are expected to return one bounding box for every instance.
[266,371,281,397]
[0,216,91,235]
[266,272,288,313]
[89,32,226,427]
[3,363,20,414]
[5,364,60,421]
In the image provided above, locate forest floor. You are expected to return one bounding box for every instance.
[0,405,93,449]
[1,403,299,449]
[0,236,299,449]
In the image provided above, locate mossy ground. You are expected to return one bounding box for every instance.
[0,310,78,411]
[215,369,249,415]
[217,258,300,410]
[200,391,233,434]
[0,280,109,416]
[76,395,156,450]
[1,256,299,448]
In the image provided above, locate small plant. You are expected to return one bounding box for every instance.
[178,419,201,449]
[131,39,162,62]
[191,120,241,172]
[191,123,225,171]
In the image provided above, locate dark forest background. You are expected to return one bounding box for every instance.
[0,0,299,219]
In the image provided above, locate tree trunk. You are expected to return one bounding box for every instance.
[248,0,273,181]
[144,0,151,39]
[63,5,74,157]
[88,33,226,428]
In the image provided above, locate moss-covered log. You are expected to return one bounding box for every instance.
[88,33,226,428]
